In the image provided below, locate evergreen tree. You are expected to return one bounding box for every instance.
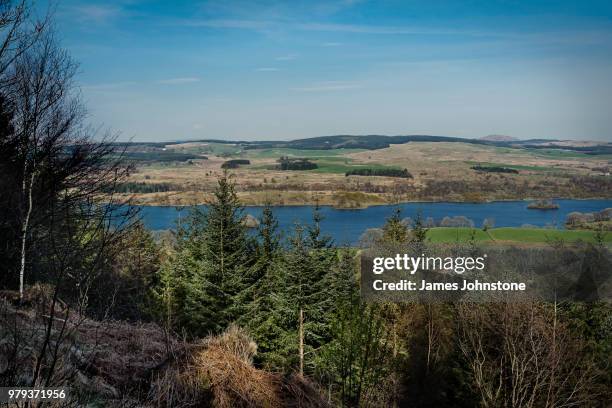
[240,204,281,334]
[307,202,333,249]
[255,203,280,274]
[382,207,408,244]
[152,172,252,337]
[261,224,335,374]
[411,211,428,244]
[327,249,359,307]
[318,302,392,407]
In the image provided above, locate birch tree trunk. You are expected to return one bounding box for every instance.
[19,162,35,302]
[299,307,304,376]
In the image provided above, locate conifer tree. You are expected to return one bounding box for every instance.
[240,204,281,337]
[307,202,333,249]
[411,211,428,244]
[382,207,408,244]
[152,172,252,337]
[261,224,334,374]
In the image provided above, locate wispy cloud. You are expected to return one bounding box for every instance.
[71,4,124,24]
[173,17,612,47]
[178,18,270,30]
[156,77,201,85]
[256,67,280,72]
[291,81,361,92]
[275,54,298,61]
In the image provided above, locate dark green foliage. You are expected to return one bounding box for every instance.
[113,182,177,193]
[254,225,332,372]
[239,204,280,330]
[221,159,250,169]
[120,151,202,162]
[277,156,318,170]
[382,207,409,244]
[153,172,253,337]
[318,302,393,407]
[470,165,519,174]
[411,212,428,244]
[345,168,412,178]
[307,204,333,249]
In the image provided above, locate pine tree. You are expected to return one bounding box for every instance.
[151,172,252,337]
[411,211,428,243]
[307,202,333,249]
[260,224,335,374]
[257,204,280,261]
[327,249,359,307]
[382,207,408,244]
[240,204,280,332]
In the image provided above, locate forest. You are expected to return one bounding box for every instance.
[0,1,611,407]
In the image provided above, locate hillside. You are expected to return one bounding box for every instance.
[0,290,328,407]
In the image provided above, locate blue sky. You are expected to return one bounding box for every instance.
[51,0,612,141]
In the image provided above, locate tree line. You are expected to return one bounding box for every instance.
[345,168,413,178]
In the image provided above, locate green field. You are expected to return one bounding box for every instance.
[525,148,610,159]
[426,227,611,244]
[310,160,402,174]
[247,147,365,159]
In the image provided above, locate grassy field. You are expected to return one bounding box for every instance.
[247,147,365,159]
[426,227,611,244]
[309,160,402,174]
[122,140,611,206]
[526,148,612,160]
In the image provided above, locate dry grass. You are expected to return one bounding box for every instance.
[151,325,329,408]
[0,293,329,407]
[120,142,612,207]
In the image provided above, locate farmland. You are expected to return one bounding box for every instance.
[117,136,612,207]
[426,227,611,244]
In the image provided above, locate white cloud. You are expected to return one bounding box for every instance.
[322,42,342,47]
[256,67,280,72]
[156,77,201,85]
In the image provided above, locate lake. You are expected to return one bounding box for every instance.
[135,199,611,244]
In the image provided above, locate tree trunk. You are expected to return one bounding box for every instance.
[19,168,35,302]
[299,307,304,376]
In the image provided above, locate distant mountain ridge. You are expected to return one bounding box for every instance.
[113,134,612,156]
[480,134,520,142]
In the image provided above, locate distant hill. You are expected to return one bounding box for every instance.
[241,134,506,150]
[112,134,612,156]
[480,134,519,142]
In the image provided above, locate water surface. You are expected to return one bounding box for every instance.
[135,199,611,244]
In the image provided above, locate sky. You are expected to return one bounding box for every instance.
[49,0,612,142]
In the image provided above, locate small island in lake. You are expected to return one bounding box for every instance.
[527,199,560,210]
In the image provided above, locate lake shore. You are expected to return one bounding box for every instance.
[120,190,612,209]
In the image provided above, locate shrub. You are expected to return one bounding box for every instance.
[471,165,519,174]
[345,168,412,178]
[221,159,250,169]
[276,157,318,170]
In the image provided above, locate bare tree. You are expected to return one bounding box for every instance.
[457,301,599,408]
